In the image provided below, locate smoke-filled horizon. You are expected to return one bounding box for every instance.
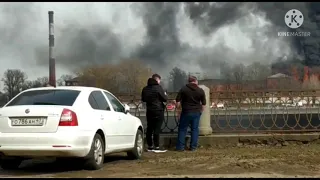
[0,2,318,86]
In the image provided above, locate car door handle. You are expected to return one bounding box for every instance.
[118,117,121,120]
[100,115,104,120]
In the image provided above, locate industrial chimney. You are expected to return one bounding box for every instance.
[48,11,56,87]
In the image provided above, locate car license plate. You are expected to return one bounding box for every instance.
[11,118,45,126]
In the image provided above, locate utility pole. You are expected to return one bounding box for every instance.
[48,11,56,87]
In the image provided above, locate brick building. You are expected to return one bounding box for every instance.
[65,76,96,87]
[266,73,300,89]
[199,73,299,91]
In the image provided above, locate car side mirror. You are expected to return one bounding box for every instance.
[124,104,130,114]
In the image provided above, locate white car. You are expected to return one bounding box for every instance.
[0,86,144,170]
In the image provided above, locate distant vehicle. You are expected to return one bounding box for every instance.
[166,103,175,111]
[280,102,304,107]
[126,103,142,110]
[296,101,303,107]
[281,103,295,107]
[0,86,144,170]
[217,103,224,109]
[211,102,224,109]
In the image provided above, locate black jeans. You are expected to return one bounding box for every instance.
[146,110,164,148]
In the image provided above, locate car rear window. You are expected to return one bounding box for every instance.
[6,89,81,107]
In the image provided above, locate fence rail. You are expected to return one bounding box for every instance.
[117,89,320,134]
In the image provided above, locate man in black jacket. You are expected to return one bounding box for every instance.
[141,74,168,152]
[175,76,206,151]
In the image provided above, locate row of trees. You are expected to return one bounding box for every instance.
[1,60,320,106]
[76,60,152,94]
[220,62,272,83]
[75,60,193,93]
[0,60,191,105]
[0,69,74,103]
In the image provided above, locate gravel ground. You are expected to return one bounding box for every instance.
[1,144,320,178]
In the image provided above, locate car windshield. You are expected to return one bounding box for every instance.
[6,89,80,107]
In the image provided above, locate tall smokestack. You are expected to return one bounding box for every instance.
[48,11,56,87]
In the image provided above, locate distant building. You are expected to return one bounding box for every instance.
[65,77,81,86]
[65,77,96,87]
[198,78,267,91]
[199,73,299,91]
[266,73,299,89]
[67,73,300,92]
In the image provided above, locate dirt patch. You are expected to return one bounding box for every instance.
[140,173,320,178]
[1,144,320,178]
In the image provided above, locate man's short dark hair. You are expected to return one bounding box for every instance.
[188,76,197,83]
[152,74,161,79]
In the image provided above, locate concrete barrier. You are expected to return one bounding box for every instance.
[157,133,320,148]
[198,85,213,135]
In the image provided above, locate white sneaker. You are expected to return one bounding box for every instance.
[147,146,154,152]
[153,147,167,153]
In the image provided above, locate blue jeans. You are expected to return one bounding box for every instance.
[176,112,201,150]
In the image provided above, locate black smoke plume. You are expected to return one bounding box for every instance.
[0,2,319,78]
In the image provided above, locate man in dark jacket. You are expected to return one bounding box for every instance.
[141,74,168,152]
[175,76,206,151]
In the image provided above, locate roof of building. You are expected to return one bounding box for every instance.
[65,77,81,82]
[267,73,290,78]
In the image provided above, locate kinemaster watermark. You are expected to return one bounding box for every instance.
[278,9,311,37]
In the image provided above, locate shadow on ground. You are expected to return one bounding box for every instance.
[2,145,320,178]
[0,154,128,177]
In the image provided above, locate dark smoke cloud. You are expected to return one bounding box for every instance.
[186,2,319,63]
[35,23,123,67]
[0,3,38,45]
[132,2,182,67]
[184,2,320,70]
[35,2,185,69]
[0,2,319,80]
[184,2,252,35]
[255,2,319,67]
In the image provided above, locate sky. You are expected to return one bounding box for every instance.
[0,2,296,90]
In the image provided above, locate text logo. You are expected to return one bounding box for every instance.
[285,9,304,29]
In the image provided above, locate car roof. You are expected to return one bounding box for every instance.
[23,86,113,94]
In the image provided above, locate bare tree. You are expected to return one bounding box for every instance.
[219,62,232,90]
[23,77,49,90]
[76,60,153,94]
[244,62,272,90]
[169,67,188,92]
[0,91,8,106]
[76,64,120,93]
[246,62,271,81]
[2,69,27,99]
[118,60,152,94]
[232,63,246,90]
